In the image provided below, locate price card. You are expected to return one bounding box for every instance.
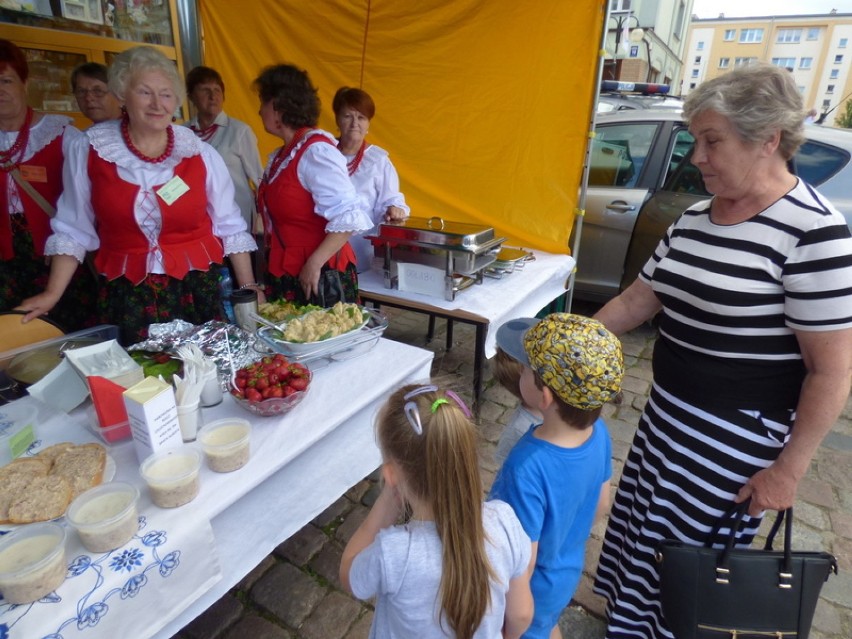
[397,262,446,298]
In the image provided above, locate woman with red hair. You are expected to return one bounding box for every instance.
[1,39,96,331]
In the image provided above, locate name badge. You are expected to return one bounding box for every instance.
[156,176,190,205]
[18,165,48,183]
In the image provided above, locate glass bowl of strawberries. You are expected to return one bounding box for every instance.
[229,354,311,417]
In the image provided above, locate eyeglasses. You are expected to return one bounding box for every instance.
[403,385,472,435]
[74,88,109,99]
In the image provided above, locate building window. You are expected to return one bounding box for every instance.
[827,84,835,94]
[835,55,844,64]
[840,38,848,48]
[697,41,705,51]
[771,57,796,69]
[830,69,839,79]
[694,56,702,64]
[724,29,736,41]
[674,0,685,39]
[610,0,632,11]
[739,29,764,44]
[807,27,820,40]
[777,29,802,44]
[719,57,730,68]
[799,57,812,69]
[735,57,757,67]
[823,99,831,108]
[691,69,699,78]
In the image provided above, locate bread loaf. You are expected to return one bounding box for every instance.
[52,444,107,499]
[0,442,107,524]
[8,475,72,524]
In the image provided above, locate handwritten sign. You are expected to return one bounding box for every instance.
[397,262,446,298]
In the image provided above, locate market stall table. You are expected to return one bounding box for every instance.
[0,338,433,639]
[358,250,575,412]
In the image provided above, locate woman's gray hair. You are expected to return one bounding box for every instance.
[683,63,805,160]
[108,46,186,106]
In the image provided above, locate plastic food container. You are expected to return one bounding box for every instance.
[0,400,37,465]
[0,521,67,604]
[199,418,251,473]
[140,447,201,508]
[66,482,140,553]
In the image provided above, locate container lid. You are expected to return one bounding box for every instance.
[230,289,258,304]
[375,216,495,250]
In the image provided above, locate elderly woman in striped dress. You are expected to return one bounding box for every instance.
[592,63,852,639]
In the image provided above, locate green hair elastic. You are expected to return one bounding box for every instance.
[431,398,450,413]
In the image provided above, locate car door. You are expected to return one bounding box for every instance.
[621,127,703,288]
[574,119,672,301]
[622,129,852,291]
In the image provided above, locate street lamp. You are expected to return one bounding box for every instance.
[606,13,640,81]
[629,27,653,82]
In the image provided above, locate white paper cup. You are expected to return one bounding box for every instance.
[200,369,223,408]
[176,400,202,442]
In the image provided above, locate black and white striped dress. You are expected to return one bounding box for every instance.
[594,180,852,639]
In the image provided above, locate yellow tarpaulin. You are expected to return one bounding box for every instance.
[199,1,604,254]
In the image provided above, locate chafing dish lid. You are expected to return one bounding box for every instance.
[376,216,496,250]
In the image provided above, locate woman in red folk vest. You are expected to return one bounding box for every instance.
[253,64,372,305]
[19,46,262,344]
[1,39,97,332]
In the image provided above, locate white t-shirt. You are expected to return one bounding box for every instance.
[350,500,530,639]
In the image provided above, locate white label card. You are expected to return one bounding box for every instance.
[156,176,190,205]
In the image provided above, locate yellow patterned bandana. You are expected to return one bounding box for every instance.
[523,313,623,409]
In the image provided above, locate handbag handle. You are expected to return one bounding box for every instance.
[708,499,793,589]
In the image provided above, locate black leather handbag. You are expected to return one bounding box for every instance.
[656,499,838,639]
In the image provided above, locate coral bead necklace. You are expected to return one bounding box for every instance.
[0,107,33,171]
[340,140,367,176]
[121,114,174,164]
[264,127,310,183]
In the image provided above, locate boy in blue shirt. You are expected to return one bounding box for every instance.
[489,313,622,639]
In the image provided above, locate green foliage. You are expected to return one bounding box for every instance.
[836,100,852,129]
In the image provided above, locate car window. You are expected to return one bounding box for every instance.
[792,140,850,186]
[665,129,695,184]
[588,123,658,188]
[664,147,709,195]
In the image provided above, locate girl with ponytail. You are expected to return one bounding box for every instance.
[341,384,534,639]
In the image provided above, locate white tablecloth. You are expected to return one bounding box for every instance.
[358,250,575,357]
[0,338,434,639]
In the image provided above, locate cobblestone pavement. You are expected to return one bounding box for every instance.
[173,303,852,639]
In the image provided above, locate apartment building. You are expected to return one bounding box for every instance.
[605,0,695,90]
[684,12,852,126]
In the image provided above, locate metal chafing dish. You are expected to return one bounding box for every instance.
[369,216,506,301]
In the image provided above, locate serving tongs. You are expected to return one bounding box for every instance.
[249,311,285,333]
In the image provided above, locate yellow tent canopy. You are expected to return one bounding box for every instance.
[199,0,605,254]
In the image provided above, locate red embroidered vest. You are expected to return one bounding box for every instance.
[0,135,64,260]
[260,135,355,277]
[89,151,224,284]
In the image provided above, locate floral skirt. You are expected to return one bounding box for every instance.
[265,263,359,307]
[99,269,222,346]
[0,214,99,332]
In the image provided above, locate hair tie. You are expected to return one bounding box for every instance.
[430,398,449,413]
